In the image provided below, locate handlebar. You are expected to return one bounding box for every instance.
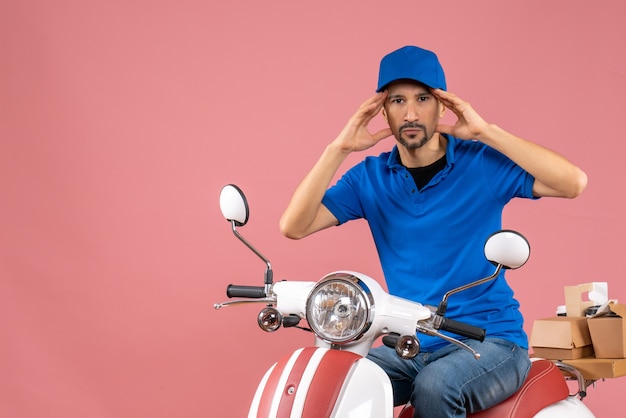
[438,317,486,342]
[226,284,266,298]
[383,316,486,354]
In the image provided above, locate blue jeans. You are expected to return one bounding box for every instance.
[367,338,530,418]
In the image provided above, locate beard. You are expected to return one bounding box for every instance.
[396,122,431,150]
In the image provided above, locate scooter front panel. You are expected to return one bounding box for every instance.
[329,356,394,418]
[249,347,365,418]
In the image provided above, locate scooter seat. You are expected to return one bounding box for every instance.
[398,359,569,418]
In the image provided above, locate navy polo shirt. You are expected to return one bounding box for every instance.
[322,135,536,350]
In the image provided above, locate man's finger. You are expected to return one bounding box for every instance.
[372,128,393,143]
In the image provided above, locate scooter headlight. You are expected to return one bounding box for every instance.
[305,273,374,344]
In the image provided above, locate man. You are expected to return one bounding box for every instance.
[279,45,587,417]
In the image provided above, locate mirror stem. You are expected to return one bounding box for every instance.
[231,221,273,292]
[436,264,503,316]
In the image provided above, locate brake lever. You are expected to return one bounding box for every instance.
[416,324,481,359]
[213,298,275,309]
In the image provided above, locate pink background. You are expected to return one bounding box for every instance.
[2,1,625,416]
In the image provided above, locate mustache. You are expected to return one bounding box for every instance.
[400,122,426,131]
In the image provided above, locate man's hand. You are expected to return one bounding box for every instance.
[432,89,489,141]
[280,92,394,240]
[432,89,586,199]
[334,92,393,153]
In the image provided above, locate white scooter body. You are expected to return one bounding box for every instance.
[247,278,595,417]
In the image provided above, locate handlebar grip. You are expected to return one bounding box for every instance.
[226,284,266,298]
[382,333,400,348]
[439,318,486,342]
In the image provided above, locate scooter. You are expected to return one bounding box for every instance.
[214,184,596,417]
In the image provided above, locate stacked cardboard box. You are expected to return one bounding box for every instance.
[529,301,626,379]
[587,302,626,358]
[530,317,593,360]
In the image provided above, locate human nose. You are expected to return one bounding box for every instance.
[404,102,419,122]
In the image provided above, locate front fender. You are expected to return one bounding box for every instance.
[248,347,393,418]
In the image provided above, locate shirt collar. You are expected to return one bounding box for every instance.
[387,134,457,169]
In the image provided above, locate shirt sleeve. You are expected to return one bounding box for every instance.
[481,145,539,202]
[321,163,366,225]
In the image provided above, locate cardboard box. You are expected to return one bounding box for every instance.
[587,302,626,358]
[561,357,626,380]
[530,317,593,360]
[564,282,607,317]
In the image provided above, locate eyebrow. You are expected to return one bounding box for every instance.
[387,91,432,100]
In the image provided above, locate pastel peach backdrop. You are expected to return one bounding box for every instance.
[2,1,624,417]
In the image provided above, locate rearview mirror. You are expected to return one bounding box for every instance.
[484,230,530,269]
[436,229,531,316]
[219,184,249,226]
